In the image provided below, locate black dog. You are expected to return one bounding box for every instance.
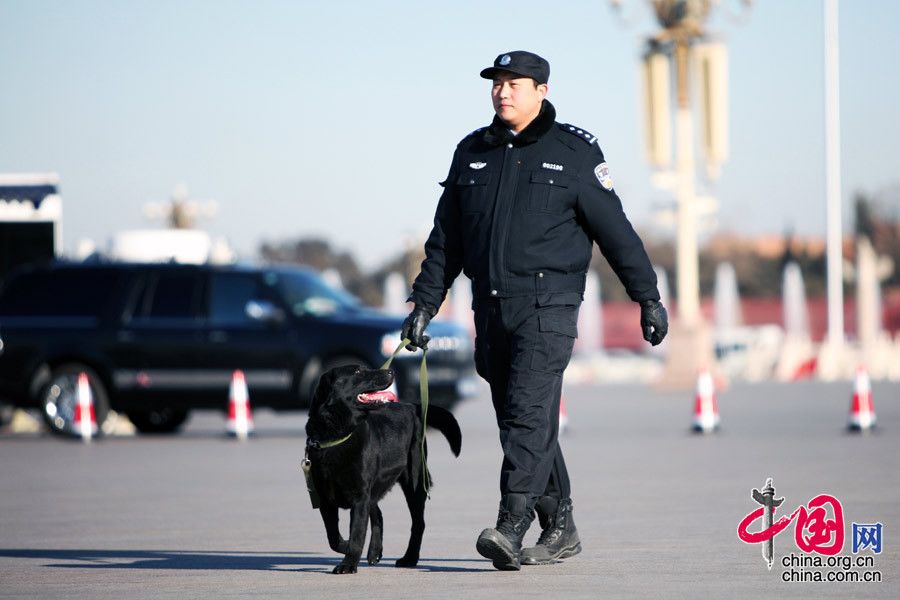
[305,364,462,574]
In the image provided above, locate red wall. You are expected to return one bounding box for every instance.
[602,289,900,350]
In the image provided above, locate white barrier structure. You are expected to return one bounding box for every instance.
[450,277,474,336]
[576,271,602,355]
[713,262,742,331]
[321,268,343,290]
[855,237,894,379]
[655,265,671,310]
[777,262,815,381]
[382,272,408,316]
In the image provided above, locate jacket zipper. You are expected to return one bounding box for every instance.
[488,144,519,291]
[495,143,521,293]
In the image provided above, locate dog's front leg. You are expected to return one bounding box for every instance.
[367,504,383,565]
[333,499,369,574]
[319,502,349,555]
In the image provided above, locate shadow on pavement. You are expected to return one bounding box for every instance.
[0,549,491,573]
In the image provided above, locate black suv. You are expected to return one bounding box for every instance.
[0,262,476,436]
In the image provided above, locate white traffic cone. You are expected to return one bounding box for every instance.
[692,368,720,433]
[227,370,254,439]
[848,366,876,431]
[73,372,98,442]
[559,394,569,435]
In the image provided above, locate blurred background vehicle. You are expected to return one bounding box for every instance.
[0,262,475,437]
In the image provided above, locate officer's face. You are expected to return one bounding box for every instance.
[491,73,547,133]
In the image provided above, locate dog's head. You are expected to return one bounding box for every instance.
[306,364,396,440]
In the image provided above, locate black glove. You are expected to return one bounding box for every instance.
[640,300,668,346]
[401,306,432,351]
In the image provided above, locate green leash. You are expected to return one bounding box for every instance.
[381,337,431,499]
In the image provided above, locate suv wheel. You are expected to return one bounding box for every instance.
[40,364,110,437]
[126,408,191,434]
[0,401,14,429]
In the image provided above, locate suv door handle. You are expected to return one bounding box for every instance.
[209,330,228,343]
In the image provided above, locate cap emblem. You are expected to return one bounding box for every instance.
[499,54,511,66]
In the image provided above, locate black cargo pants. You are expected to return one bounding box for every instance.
[473,295,578,500]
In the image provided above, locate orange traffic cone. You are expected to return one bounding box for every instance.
[227,370,254,439]
[848,366,876,431]
[559,394,569,435]
[692,368,720,433]
[73,372,98,442]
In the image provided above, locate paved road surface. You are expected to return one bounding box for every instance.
[1,381,897,599]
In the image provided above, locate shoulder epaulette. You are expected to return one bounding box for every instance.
[459,126,487,146]
[558,123,597,145]
[468,126,487,137]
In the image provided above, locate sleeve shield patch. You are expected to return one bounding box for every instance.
[594,162,614,191]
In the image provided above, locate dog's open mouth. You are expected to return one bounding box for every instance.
[357,389,398,404]
[356,390,397,404]
[354,369,397,404]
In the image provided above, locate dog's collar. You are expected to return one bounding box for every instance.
[306,432,353,450]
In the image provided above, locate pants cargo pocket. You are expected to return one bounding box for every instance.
[531,311,578,375]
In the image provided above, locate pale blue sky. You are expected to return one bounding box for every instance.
[2,0,899,268]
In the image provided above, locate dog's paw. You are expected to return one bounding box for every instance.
[332,562,358,575]
[394,555,418,568]
[367,546,382,565]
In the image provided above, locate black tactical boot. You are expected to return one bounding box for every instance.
[520,496,581,565]
[475,493,535,571]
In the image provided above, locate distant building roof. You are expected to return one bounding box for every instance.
[0,185,58,207]
[0,173,60,209]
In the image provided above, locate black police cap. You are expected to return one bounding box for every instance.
[480,51,550,85]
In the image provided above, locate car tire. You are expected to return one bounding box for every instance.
[0,401,14,429]
[39,363,110,438]
[126,408,191,434]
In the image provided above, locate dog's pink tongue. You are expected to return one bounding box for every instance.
[357,390,398,404]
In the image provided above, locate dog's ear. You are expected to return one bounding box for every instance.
[310,371,332,413]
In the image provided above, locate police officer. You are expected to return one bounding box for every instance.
[402,50,668,571]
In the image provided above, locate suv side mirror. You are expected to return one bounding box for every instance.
[245,300,285,324]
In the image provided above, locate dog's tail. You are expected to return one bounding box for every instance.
[420,405,461,457]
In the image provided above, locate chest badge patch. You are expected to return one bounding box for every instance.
[541,162,564,171]
[594,162,614,191]
[469,162,487,170]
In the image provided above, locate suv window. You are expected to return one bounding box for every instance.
[0,269,120,317]
[267,269,360,317]
[130,271,204,321]
[209,273,264,326]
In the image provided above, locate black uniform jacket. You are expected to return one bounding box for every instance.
[410,100,659,314]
